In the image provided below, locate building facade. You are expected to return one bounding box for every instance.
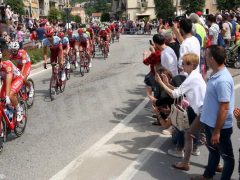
[23,0,40,19]
[71,3,86,24]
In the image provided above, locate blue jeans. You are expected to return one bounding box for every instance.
[203,124,234,180]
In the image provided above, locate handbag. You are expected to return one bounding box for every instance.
[168,97,190,131]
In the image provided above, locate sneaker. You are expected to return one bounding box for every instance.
[28,88,34,98]
[61,71,66,81]
[192,148,200,156]
[168,148,184,158]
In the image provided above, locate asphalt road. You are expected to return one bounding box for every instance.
[0,34,151,180]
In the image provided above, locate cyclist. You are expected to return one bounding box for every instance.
[98,27,109,55]
[76,28,91,67]
[42,27,65,81]
[0,51,24,122]
[9,42,34,98]
[67,29,78,67]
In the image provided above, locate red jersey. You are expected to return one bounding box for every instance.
[98,30,108,37]
[105,28,111,34]
[0,60,21,80]
[9,49,31,69]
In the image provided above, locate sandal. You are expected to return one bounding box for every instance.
[172,162,190,171]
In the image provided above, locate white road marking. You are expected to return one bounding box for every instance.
[50,97,149,180]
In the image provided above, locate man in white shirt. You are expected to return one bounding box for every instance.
[207,14,219,45]
[178,19,201,73]
[5,5,12,25]
[222,14,232,47]
[158,34,178,76]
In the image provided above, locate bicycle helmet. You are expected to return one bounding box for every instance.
[45,27,54,37]
[78,28,84,35]
[9,42,20,51]
[58,31,65,38]
[67,28,73,35]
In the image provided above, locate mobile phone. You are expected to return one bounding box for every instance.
[168,17,173,27]
[149,40,153,45]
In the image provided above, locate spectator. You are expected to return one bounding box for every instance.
[193,45,235,180]
[207,14,219,45]
[8,21,16,40]
[0,31,9,52]
[172,19,201,73]
[234,107,240,179]
[16,25,25,49]
[189,13,207,48]
[155,53,206,159]
[163,30,180,60]
[0,3,5,22]
[229,13,237,43]
[5,5,12,25]
[222,14,232,47]
[158,34,178,76]
[143,34,162,103]
[36,23,45,48]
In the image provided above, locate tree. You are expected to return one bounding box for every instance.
[48,8,61,22]
[216,0,240,10]
[154,0,175,20]
[5,0,24,15]
[73,15,81,23]
[101,13,110,22]
[181,0,206,15]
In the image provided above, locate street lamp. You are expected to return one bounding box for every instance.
[64,2,72,29]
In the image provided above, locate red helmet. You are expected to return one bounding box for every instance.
[67,28,73,35]
[78,28,84,35]
[45,27,54,37]
[58,31,65,38]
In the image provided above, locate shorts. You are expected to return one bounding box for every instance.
[17,61,31,78]
[101,36,107,42]
[80,42,87,48]
[144,72,160,98]
[0,76,23,97]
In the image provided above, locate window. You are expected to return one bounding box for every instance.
[212,0,217,4]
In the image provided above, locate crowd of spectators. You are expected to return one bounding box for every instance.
[142,10,240,180]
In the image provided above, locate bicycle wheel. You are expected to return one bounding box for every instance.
[103,46,107,59]
[66,68,70,80]
[70,54,77,71]
[79,55,85,76]
[49,76,58,101]
[26,78,35,108]
[14,99,27,137]
[1,118,7,143]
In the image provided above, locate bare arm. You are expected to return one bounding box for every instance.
[6,73,13,96]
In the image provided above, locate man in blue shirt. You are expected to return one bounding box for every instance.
[36,23,45,48]
[192,45,235,180]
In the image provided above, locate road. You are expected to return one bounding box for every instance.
[0,34,240,180]
[0,34,150,180]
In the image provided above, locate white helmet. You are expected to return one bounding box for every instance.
[0,51,2,59]
[9,42,20,51]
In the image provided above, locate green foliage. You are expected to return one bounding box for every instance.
[5,0,25,15]
[154,0,175,20]
[27,48,50,64]
[101,12,110,22]
[84,0,111,16]
[216,0,240,10]
[48,8,62,22]
[73,15,81,23]
[181,0,206,14]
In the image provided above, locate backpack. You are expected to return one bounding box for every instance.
[217,33,225,47]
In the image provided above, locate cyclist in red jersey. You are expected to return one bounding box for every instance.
[0,51,24,122]
[98,27,109,54]
[67,29,78,67]
[43,27,65,81]
[58,31,70,58]
[9,42,34,97]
